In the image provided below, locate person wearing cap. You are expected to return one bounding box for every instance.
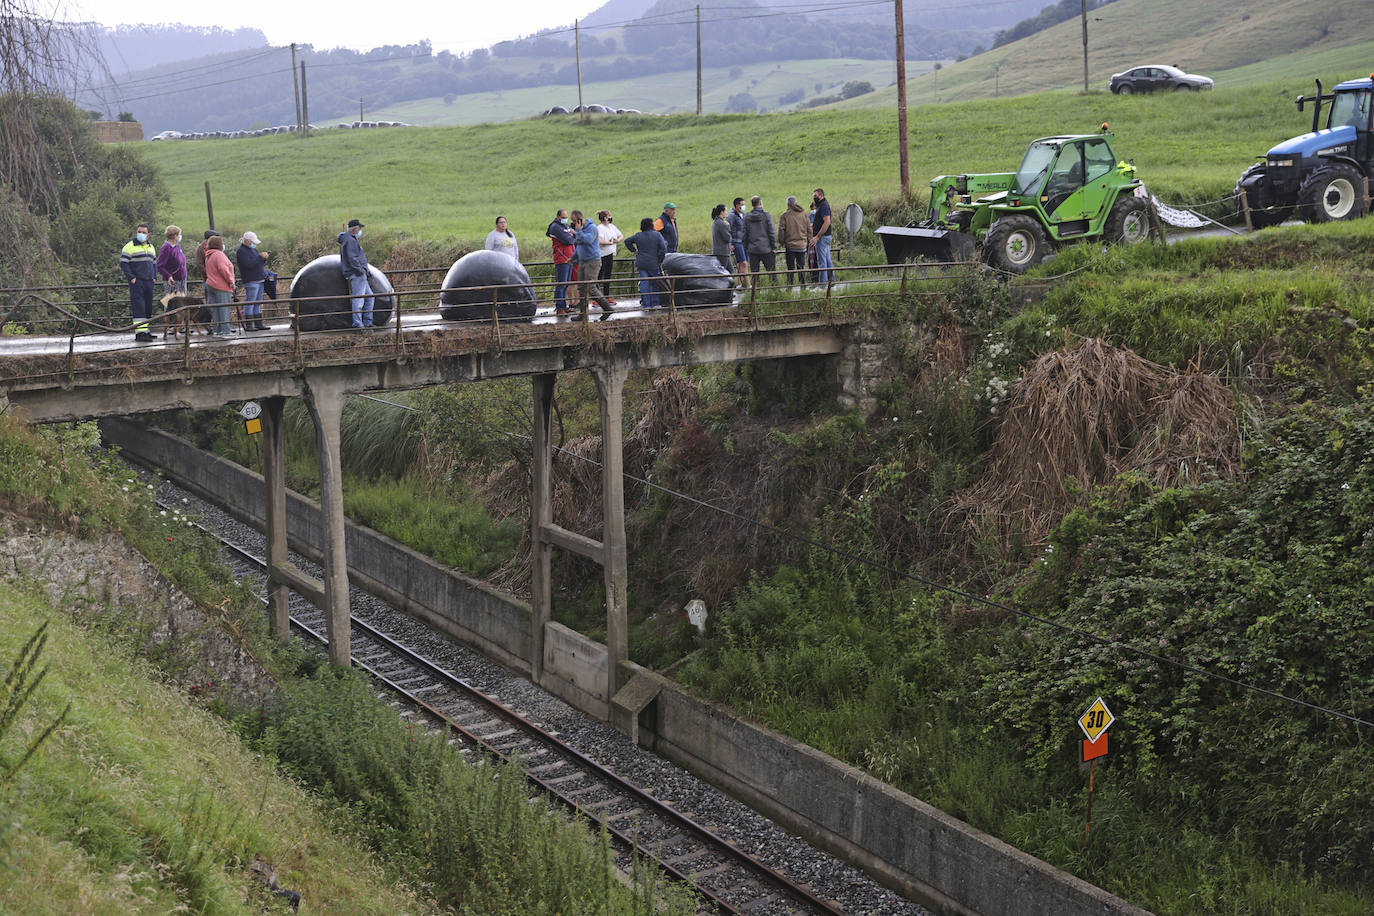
[337,219,373,328]
[654,202,679,253]
[236,231,270,331]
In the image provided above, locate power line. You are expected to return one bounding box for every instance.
[348,390,1373,732]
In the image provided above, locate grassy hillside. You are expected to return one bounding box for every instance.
[0,584,436,914]
[292,0,1373,127]
[354,58,901,125]
[858,0,1374,104]
[141,77,1320,257]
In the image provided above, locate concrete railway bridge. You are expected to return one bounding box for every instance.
[0,289,1147,916]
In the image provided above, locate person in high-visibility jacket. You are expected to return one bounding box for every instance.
[119,223,158,342]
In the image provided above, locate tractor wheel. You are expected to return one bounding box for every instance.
[985,215,1051,274]
[1117,84,1134,95]
[1297,164,1367,223]
[1106,196,1152,245]
[1235,164,1292,229]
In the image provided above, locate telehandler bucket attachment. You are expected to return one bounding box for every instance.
[876,225,976,263]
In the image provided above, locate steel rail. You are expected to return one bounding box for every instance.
[182,510,847,915]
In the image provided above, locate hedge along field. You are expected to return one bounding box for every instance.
[137,76,1333,254]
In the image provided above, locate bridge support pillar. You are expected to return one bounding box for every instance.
[593,360,630,696]
[303,376,351,666]
[261,396,290,639]
[530,372,556,685]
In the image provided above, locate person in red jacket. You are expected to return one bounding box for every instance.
[546,209,576,314]
[202,235,236,337]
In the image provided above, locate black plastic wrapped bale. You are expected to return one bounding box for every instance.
[662,252,735,307]
[289,255,395,331]
[875,225,976,263]
[439,250,538,322]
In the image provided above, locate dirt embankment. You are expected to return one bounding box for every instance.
[0,514,276,705]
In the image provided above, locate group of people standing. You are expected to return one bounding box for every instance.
[713,189,834,289]
[118,223,273,341]
[481,191,831,313]
[527,207,643,313]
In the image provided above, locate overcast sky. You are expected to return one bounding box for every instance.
[60,0,607,54]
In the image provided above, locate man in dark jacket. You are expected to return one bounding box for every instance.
[654,203,679,253]
[546,209,576,313]
[728,197,748,289]
[119,223,157,342]
[742,196,777,286]
[624,217,667,309]
[337,218,372,328]
[236,231,269,331]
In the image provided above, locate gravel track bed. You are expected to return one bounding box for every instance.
[140,461,929,916]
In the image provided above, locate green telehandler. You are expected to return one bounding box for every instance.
[877,130,1156,273]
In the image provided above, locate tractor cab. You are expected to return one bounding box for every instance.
[1237,75,1374,227]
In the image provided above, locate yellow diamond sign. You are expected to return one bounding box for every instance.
[1078,697,1115,742]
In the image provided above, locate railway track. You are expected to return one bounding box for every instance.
[180,503,850,915]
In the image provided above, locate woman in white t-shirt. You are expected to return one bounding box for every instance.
[596,210,624,303]
[484,216,519,262]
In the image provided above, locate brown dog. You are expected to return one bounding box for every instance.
[158,292,211,339]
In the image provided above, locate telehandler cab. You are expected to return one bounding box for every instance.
[877,130,1154,274]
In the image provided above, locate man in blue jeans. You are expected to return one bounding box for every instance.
[337,218,372,328]
[810,187,834,286]
[546,209,576,313]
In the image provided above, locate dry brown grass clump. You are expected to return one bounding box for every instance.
[963,337,1244,543]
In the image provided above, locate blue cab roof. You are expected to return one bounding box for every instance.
[1332,76,1374,92]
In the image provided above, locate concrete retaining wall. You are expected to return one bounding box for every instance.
[101,417,1149,916]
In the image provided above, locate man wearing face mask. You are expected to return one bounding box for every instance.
[546,208,576,314]
[337,218,373,329]
[119,223,158,342]
[809,187,833,285]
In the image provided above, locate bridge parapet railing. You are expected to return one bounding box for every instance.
[0,259,980,389]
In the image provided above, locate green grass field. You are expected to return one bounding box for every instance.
[139,74,1336,258]
[844,0,1374,105]
[354,58,902,126]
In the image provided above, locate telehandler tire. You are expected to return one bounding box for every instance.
[1297,164,1367,223]
[1106,196,1152,245]
[985,215,1051,274]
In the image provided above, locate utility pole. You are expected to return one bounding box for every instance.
[291,43,301,130]
[300,62,310,134]
[696,5,702,115]
[1080,0,1089,92]
[894,0,909,196]
[575,18,586,123]
[359,98,364,121]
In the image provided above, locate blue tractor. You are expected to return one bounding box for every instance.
[1235,75,1374,228]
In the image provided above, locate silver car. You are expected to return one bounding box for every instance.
[1109,65,1213,94]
